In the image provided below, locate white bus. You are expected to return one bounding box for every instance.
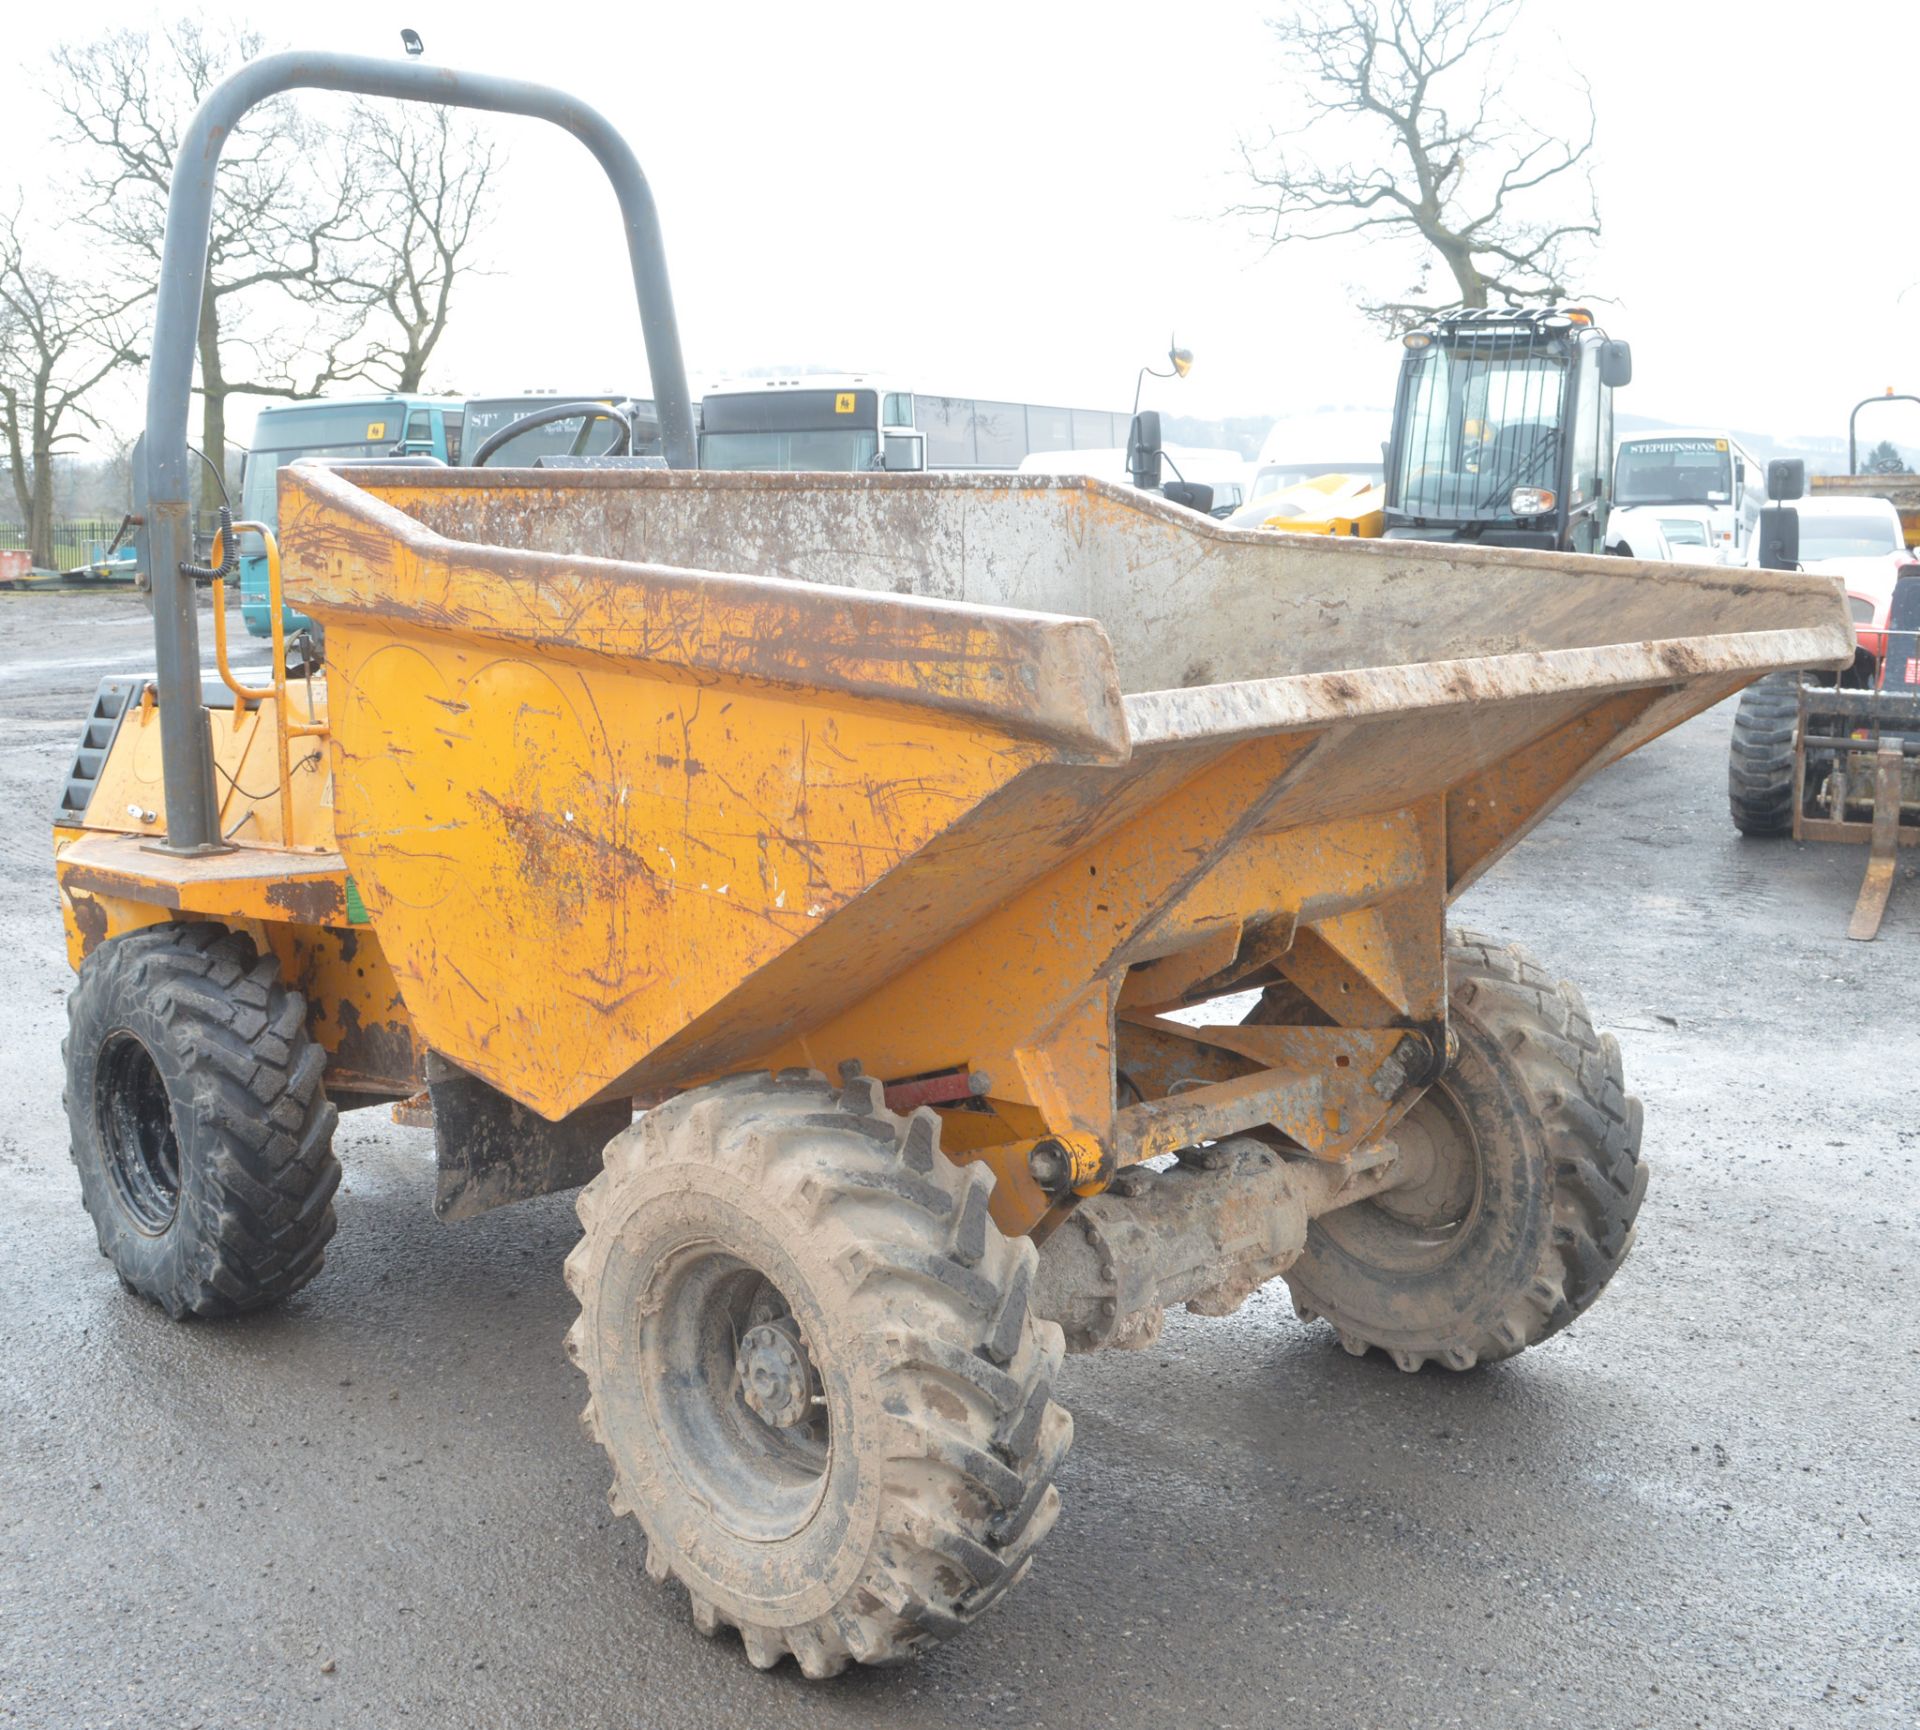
[696,375,1131,474]
[1607,429,1767,564]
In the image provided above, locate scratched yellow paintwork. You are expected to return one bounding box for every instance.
[323,628,1051,1117]
[277,465,1120,1122]
[257,922,423,1100]
[76,679,335,852]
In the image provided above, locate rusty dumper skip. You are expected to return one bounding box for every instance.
[51,51,1854,1679]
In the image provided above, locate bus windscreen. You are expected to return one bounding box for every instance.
[699,389,881,471]
[1615,439,1732,507]
[701,389,878,434]
[251,405,406,452]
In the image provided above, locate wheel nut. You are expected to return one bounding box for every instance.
[736,1318,814,1429]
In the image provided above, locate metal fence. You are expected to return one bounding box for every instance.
[0,518,129,571]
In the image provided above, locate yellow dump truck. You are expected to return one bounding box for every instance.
[50,50,1854,1681]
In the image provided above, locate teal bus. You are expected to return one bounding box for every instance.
[240,394,463,637]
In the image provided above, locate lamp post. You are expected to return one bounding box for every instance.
[1132,336,1194,418]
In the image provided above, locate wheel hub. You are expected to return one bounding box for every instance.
[1314,1078,1482,1274]
[94,1030,182,1235]
[736,1315,816,1430]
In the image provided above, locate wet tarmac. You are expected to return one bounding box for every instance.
[2,590,1915,1728]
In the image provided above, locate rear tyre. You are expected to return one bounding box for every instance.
[63,923,341,1318]
[1278,930,1646,1372]
[1728,672,1800,836]
[566,1071,1071,1676]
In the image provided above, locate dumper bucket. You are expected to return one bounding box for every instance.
[281,466,1851,1229]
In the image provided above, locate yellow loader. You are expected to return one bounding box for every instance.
[51,49,1853,1679]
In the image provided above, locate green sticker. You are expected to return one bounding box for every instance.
[343,875,370,925]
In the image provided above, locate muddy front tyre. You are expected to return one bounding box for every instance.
[63,923,342,1318]
[1728,672,1800,836]
[1280,930,1646,1372]
[565,1072,1071,1677]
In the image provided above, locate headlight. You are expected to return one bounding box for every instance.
[1848,595,1874,625]
[1510,486,1556,516]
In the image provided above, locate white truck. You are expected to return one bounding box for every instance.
[1607,429,1767,564]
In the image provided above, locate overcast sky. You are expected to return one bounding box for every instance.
[6,0,1920,453]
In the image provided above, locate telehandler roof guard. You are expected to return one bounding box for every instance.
[1385,304,1631,555]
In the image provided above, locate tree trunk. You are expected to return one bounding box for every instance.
[29,447,56,569]
[5,444,30,530]
[198,276,227,517]
[200,389,228,518]
[1442,246,1488,309]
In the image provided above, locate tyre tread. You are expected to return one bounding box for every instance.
[65,924,340,1318]
[1727,672,1801,836]
[1286,927,1646,1371]
[568,1071,1070,1676]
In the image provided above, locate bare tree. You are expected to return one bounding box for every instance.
[344,103,500,393]
[1234,0,1599,330]
[48,21,383,507]
[0,206,142,566]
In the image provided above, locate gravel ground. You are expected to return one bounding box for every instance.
[1,588,1915,1729]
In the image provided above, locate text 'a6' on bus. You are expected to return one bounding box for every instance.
[238,395,462,638]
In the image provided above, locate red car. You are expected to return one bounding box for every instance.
[1749,496,1914,682]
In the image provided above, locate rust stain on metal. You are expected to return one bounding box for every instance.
[60,862,184,910]
[265,876,347,924]
[68,891,110,957]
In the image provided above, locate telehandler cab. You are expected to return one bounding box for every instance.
[51,50,1853,1678]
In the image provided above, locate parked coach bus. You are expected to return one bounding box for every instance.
[239,394,462,637]
[696,376,1131,475]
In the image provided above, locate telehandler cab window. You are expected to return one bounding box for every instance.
[1391,336,1568,523]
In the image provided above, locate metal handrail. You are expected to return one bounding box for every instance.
[206,521,328,848]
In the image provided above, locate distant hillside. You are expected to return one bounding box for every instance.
[1616,412,1916,476]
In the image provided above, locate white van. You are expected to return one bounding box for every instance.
[1607,430,1766,564]
[1247,408,1390,509]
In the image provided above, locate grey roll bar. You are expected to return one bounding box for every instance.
[141,51,695,854]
